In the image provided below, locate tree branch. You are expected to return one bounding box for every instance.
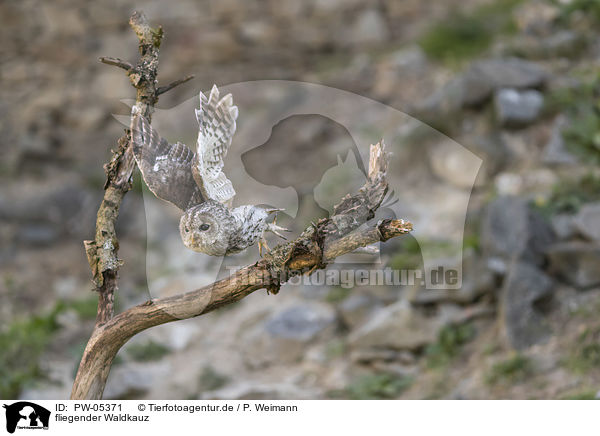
[157,75,195,95]
[99,56,133,71]
[71,138,412,399]
[84,11,164,330]
[74,10,193,399]
[72,12,413,400]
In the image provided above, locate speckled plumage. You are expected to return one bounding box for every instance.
[131,85,283,256]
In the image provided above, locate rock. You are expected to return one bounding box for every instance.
[242,303,337,367]
[350,348,406,364]
[201,381,315,400]
[418,57,547,119]
[339,294,382,328]
[551,214,577,240]
[468,134,511,183]
[574,202,600,241]
[466,58,547,101]
[373,46,427,99]
[500,261,553,350]
[494,88,544,127]
[103,361,172,400]
[513,1,560,35]
[0,185,96,238]
[17,224,58,246]
[542,116,578,165]
[349,301,439,351]
[410,256,495,304]
[428,138,485,189]
[547,242,600,289]
[511,31,586,59]
[494,169,557,197]
[265,303,337,342]
[481,196,554,266]
[494,173,524,196]
[239,21,277,45]
[349,9,390,45]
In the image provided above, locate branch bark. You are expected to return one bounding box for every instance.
[72,12,412,400]
[83,11,165,328]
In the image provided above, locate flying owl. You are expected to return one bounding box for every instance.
[130,85,288,256]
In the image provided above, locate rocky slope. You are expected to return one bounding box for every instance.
[2,0,600,400]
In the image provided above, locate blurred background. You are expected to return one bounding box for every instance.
[2,0,600,400]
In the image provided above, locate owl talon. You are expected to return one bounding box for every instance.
[267,213,290,240]
[267,223,290,240]
[258,237,270,257]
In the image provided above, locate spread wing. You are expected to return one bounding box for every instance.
[130,107,204,211]
[192,85,238,208]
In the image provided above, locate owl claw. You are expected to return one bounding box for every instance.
[267,213,290,240]
[258,237,270,257]
[267,223,290,240]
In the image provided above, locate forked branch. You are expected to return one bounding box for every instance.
[71,11,412,400]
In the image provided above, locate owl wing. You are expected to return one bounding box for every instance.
[131,107,204,211]
[192,85,238,208]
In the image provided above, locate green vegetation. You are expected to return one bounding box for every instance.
[426,323,476,368]
[565,326,600,374]
[57,296,99,320]
[419,0,522,64]
[556,0,600,25]
[126,340,170,362]
[463,233,481,252]
[0,308,62,398]
[389,236,464,272]
[198,366,229,392]
[325,286,351,304]
[342,373,413,400]
[533,173,600,216]
[486,354,533,385]
[325,340,347,360]
[389,236,422,271]
[0,296,103,398]
[546,74,600,164]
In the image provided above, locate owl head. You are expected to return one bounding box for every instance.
[179,200,235,256]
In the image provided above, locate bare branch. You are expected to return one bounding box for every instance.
[72,10,166,399]
[99,56,133,71]
[72,11,412,401]
[157,75,195,95]
[71,139,413,399]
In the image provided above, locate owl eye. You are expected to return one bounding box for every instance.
[184,226,190,233]
[199,223,210,231]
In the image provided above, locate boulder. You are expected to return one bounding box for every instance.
[574,202,600,242]
[428,138,485,189]
[500,261,553,350]
[481,196,554,267]
[241,303,337,367]
[417,57,547,123]
[339,294,382,329]
[494,88,544,127]
[551,213,577,240]
[103,361,172,400]
[201,381,315,400]
[349,301,439,351]
[410,256,495,304]
[542,116,578,165]
[547,242,600,289]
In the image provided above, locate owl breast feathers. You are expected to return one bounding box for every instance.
[131,85,286,256]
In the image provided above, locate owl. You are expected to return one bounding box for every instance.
[131,85,288,256]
